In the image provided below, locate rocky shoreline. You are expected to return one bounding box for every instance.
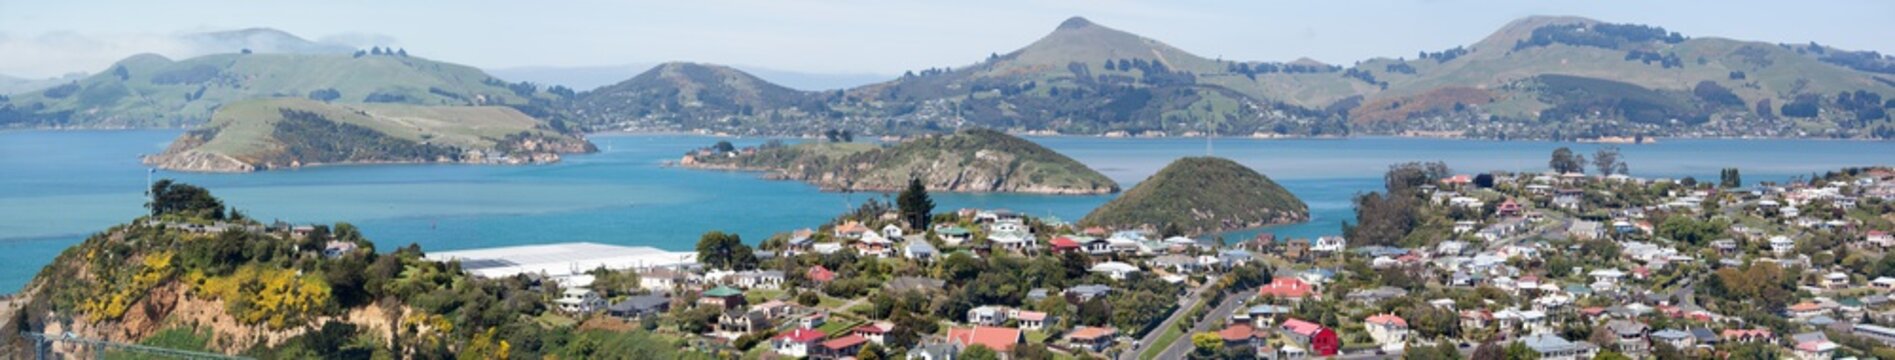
[678,157,1118,195]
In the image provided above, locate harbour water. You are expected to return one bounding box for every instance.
[2,130,1891,292]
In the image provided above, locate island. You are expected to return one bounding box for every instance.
[678,128,1119,195]
[1081,156,1308,234]
[143,99,595,172]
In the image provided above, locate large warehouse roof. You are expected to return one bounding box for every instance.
[425,242,696,279]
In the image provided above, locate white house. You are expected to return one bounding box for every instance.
[1089,261,1140,280]
[1313,236,1347,253]
[555,288,606,314]
[1770,236,1796,256]
[1365,313,1409,352]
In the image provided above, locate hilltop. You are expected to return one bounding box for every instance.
[571,62,833,133]
[680,128,1118,194]
[571,15,1895,139]
[0,183,706,359]
[142,98,593,172]
[0,51,560,128]
[1081,157,1306,234]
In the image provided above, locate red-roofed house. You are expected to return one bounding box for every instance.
[834,221,870,239]
[1016,310,1049,330]
[1219,324,1264,348]
[1279,318,1340,356]
[1258,277,1315,300]
[815,334,869,359]
[1365,313,1409,350]
[1497,199,1522,217]
[947,326,1022,352]
[1050,236,1082,253]
[806,265,837,283]
[1868,230,1894,248]
[1065,326,1118,353]
[771,328,827,358]
[852,322,892,345]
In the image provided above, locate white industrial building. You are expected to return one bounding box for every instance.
[425,242,697,283]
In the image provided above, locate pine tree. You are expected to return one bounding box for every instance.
[897,177,934,230]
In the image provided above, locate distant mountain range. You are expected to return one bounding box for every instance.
[486,64,890,92]
[6,16,1894,139]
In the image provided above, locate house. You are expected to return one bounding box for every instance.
[1365,313,1409,351]
[937,226,973,246]
[1066,284,1112,302]
[834,221,870,240]
[1497,199,1523,217]
[1151,254,1201,274]
[946,326,1022,352]
[1795,339,1839,360]
[1650,329,1694,349]
[1219,324,1265,349]
[967,306,1009,326]
[1853,324,1895,346]
[1066,326,1119,353]
[806,265,837,284]
[555,288,605,314]
[855,231,896,257]
[987,228,1035,251]
[1568,221,1604,240]
[1239,305,1292,328]
[1016,311,1048,330]
[1822,272,1851,289]
[322,241,357,258]
[1589,269,1626,292]
[852,322,892,345]
[606,293,671,319]
[1770,236,1796,256]
[1789,302,1829,319]
[815,335,869,360]
[1519,334,1600,360]
[1604,320,1650,355]
[717,309,771,340]
[881,224,906,239]
[1049,236,1083,253]
[699,286,746,309]
[1258,277,1315,301]
[1089,261,1140,280]
[771,328,826,358]
[638,267,692,291]
[1869,230,1894,248]
[800,312,828,330]
[1312,236,1346,253]
[735,270,785,289]
[1722,328,1774,343]
[1346,286,1408,304]
[1278,318,1340,356]
[904,241,939,262]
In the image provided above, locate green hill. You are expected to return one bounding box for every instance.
[572,62,830,133]
[1081,157,1306,234]
[0,52,551,128]
[143,98,593,172]
[683,128,1118,194]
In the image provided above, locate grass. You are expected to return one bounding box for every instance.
[534,312,579,328]
[106,327,213,360]
[1026,330,1052,344]
[818,294,847,309]
[745,288,786,304]
[195,98,556,159]
[817,319,862,335]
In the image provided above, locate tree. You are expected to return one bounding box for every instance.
[1471,342,1503,360]
[1549,147,1584,174]
[1503,341,1541,360]
[1191,332,1222,357]
[711,141,736,153]
[961,344,999,360]
[695,231,756,270]
[1719,168,1742,188]
[147,179,226,220]
[858,342,886,360]
[898,177,935,230]
[1473,173,1496,188]
[1592,146,1627,176]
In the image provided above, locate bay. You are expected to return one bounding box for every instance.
[1,130,1891,293]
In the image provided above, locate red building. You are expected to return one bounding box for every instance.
[1049,236,1082,253]
[1280,318,1340,356]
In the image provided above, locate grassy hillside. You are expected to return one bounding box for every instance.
[1,52,550,128]
[688,129,1118,194]
[572,62,831,133]
[1082,157,1307,234]
[146,98,592,172]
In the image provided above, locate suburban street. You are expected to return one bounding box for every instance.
[1119,278,1219,360]
[1153,290,1256,360]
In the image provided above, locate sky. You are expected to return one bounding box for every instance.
[2,0,1892,79]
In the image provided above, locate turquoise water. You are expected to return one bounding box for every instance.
[2,130,1892,293]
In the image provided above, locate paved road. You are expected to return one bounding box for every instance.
[1153,290,1255,360]
[1119,277,1218,360]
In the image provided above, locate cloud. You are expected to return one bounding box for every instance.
[0,29,393,78]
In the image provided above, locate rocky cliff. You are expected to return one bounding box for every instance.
[682,129,1118,194]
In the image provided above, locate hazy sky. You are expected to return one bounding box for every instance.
[2,0,1891,78]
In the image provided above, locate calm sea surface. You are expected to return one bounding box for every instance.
[2,130,1891,292]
